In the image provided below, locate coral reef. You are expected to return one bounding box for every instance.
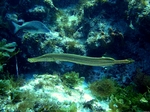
[52,0,79,8]
[27,5,47,20]
[44,0,56,9]
[0,73,109,111]
[0,0,150,111]
[55,8,84,38]
[126,0,150,41]
[22,32,86,55]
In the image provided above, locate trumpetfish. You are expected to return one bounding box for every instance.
[28,53,134,66]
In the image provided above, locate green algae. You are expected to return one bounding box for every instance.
[61,71,84,88]
[89,79,116,99]
[0,39,18,72]
[109,85,150,112]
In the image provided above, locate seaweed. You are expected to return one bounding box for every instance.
[109,84,150,112]
[35,101,77,112]
[0,39,18,72]
[89,79,116,99]
[61,71,85,88]
[0,79,12,96]
[17,91,37,112]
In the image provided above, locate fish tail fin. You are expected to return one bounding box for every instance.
[12,22,21,34]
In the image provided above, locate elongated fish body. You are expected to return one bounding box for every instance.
[28,53,134,66]
[12,21,50,34]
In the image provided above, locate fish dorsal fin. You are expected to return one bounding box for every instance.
[12,22,21,34]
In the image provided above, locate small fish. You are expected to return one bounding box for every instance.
[12,21,50,34]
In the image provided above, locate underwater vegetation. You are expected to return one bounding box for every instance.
[35,101,78,112]
[133,69,150,93]
[60,71,84,88]
[0,79,13,96]
[0,70,150,111]
[0,76,27,110]
[89,71,150,112]
[0,39,17,72]
[0,73,108,111]
[89,79,116,99]
[109,84,150,112]
[0,0,150,111]
[92,70,150,111]
[55,8,84,37]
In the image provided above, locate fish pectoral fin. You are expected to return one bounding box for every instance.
[56,61,61,64]
[52,57,61,64]
[23,29,28,33]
